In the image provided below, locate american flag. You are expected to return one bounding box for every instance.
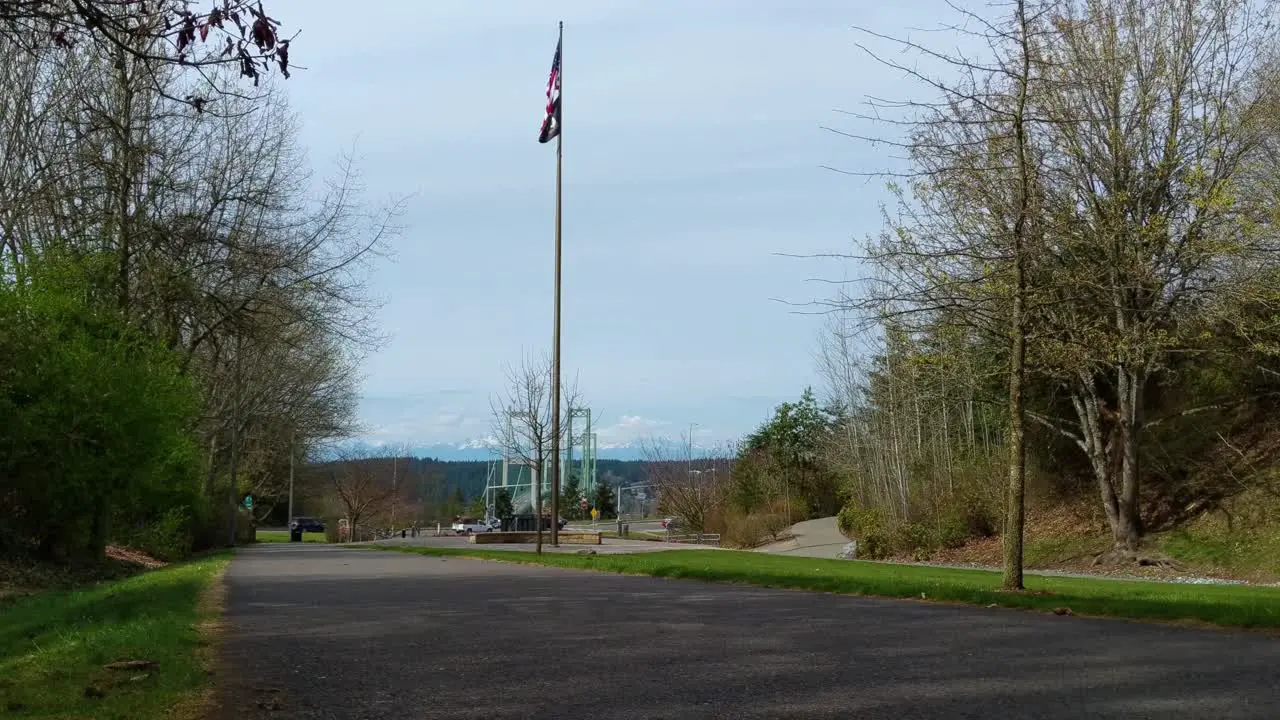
[538,37,561,144]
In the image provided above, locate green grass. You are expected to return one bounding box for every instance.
[1157,529,1280,580]
[373,545,1280,629]
[255,530,328,544]
[0,553,232,719]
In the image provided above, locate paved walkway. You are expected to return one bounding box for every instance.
[217,544,1280,719]
[756,516,850,558]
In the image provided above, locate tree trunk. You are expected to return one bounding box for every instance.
[1001,0,1032,593]
[204,435,219,498]
[1114,363,1145,552]
[1070,374,1148,560]
[1002,295,1026,591]
[534,457,543,555]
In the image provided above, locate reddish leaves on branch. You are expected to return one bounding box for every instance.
[8,1,297,91]
[172,2,293,82]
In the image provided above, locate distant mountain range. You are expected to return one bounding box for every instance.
[331,437,719,462]
[410,443,648,462]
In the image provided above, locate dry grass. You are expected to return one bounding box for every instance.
[909,496,1280,584]
[105,545,170,569]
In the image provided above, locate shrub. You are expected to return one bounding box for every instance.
[722,512,771,549]
[324,517,342,543]
[760,512,791,541]
[0,252,201,562]
[837,502,894,559]
[133,507,195,562]
[893,521,934,558]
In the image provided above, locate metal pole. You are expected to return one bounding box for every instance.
[287,429,295,526]
[227,334,242,547]
[549,19,564,548]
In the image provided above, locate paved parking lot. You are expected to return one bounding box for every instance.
[218,544,1280,720]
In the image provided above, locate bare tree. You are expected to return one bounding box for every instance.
[489,350,583,553]
[327,446,397,542]
[641,433,730,535]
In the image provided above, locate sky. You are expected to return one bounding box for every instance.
[267,0,936,450]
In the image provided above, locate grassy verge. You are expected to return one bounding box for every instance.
[374,545,1280,629]
[255,530,327,544]
[1155,528,1280,582]
[0,552,232,719]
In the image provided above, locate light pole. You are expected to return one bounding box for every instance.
[390,453,399,529]
[287,429,295,526]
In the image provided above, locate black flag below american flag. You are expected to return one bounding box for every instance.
[538,36,562,143]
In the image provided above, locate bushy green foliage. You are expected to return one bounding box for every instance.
[728,449,772,514]
[838,493,998,561]
[0,252,201,562]
[129,507,197,562]
[733,388,843,518]
[561,473,583,518]
[593,482,616,517]
[837,504,892,557]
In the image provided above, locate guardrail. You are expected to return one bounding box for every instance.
[664,532,721,547]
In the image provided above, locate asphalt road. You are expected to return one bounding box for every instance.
[365,534,704,554]
[217,544,1280,720]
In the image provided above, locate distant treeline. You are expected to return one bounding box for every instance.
[283,457,649,525]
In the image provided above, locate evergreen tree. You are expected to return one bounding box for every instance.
[593,482,617,518]
[562,472,582,518]
[494,488,515,519]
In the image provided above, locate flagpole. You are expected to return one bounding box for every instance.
[550,19,564,547]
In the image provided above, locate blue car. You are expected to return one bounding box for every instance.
[289,517,326,533]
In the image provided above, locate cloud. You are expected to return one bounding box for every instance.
[358,394,490,444]
[595,415,671,447]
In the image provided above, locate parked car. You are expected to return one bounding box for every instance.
[290,517,326,533]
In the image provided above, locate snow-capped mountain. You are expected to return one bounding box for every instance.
[410,440,653,462]
[326,435,724,462]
